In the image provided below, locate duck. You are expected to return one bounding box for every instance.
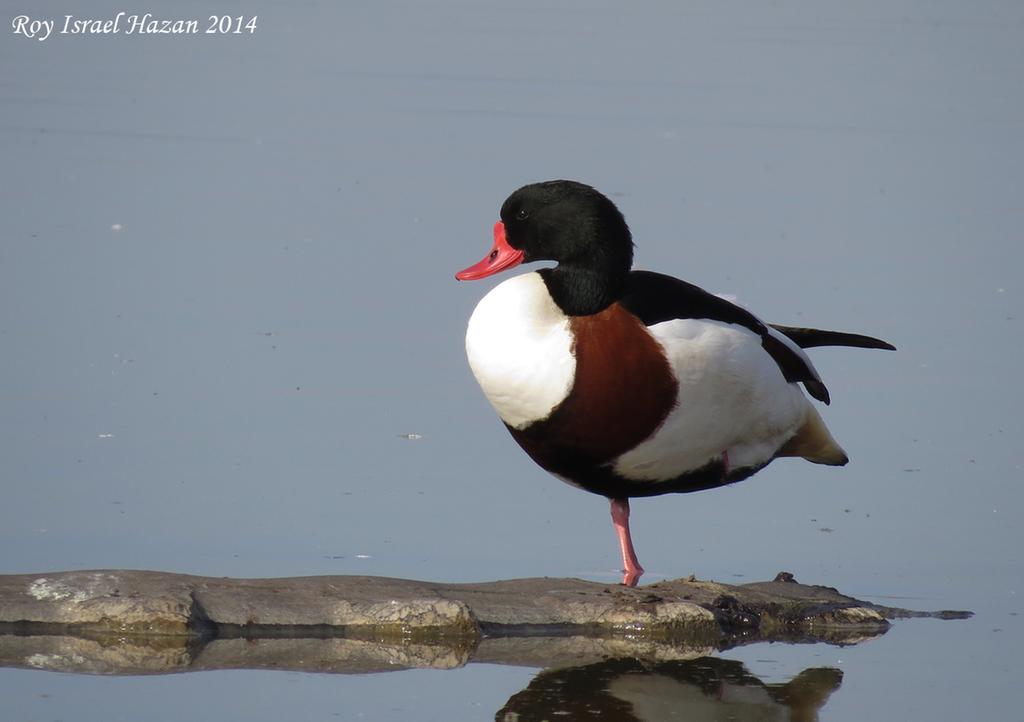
[455,180,894,586]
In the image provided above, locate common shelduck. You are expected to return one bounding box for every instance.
[456,180,894,586]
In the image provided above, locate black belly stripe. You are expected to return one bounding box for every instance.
[505,434,764,498]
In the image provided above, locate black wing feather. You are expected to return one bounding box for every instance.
[620,271,831,403]
[770,325,896,351]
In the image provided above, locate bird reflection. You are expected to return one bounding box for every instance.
[497,656,842,722]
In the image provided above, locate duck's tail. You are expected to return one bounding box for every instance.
[776,405,849,466]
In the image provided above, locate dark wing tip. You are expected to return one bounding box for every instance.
[840,334,897,351]
[804,379,831,405]
[770,325,896,351]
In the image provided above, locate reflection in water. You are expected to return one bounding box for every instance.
[498,657,841,722]
[2,632,845,719]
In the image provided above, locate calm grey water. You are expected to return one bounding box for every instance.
[2,0,1021,719]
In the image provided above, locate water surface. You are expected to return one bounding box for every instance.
[2,0,1021,719]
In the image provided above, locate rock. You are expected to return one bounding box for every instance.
[0,570,970,675]
[2,571,195,634]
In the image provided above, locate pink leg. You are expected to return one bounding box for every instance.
[609,497,644,587]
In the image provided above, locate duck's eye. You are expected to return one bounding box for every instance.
[489,249,498,261]
[516,209,530,221]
